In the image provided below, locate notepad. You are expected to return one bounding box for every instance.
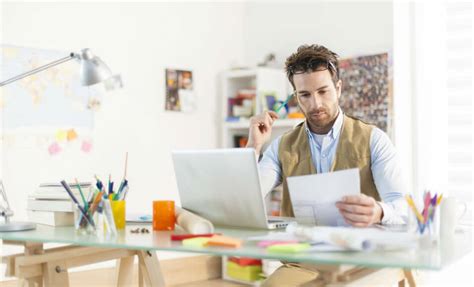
[257,240,299,248]
[266,243,311,253]
[205,235,242,248]
[182,237,210,247]
[226,261,262,282]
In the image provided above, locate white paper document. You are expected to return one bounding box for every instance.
[287,168,360,226]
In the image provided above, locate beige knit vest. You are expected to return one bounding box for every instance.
[278,114,380,217]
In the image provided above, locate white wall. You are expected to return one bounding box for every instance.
[1,2,245,219]
[0,2,245,277]
[242,1,393,66]
[240,1,418,192]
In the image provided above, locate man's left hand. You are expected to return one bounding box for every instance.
[335,194,383,227]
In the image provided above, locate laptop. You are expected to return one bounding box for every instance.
[172,148,293,229]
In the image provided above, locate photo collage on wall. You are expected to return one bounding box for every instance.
[339,53,392,136]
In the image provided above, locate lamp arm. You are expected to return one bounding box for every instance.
[0,53,77,87]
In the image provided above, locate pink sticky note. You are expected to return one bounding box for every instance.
[81,140,93,153]
[257,240,299,248]
[48,142,62,155]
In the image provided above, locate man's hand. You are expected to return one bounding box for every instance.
[246,111,279,155]
[335,194,383,227]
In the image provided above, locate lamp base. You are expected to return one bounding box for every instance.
[0,221,36,232]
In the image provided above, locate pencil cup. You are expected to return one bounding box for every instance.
[153,200,175,231]
[110,200,126,230]
[73,205,97,234]
[409,204,440,247]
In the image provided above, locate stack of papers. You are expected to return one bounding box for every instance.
[248,224,417,252]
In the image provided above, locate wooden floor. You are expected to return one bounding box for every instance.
[174,279,246,286]
[1,278,246,287]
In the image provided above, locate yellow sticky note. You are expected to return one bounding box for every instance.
[226,261,262,282]
[266,243,311,253]
[67,129,78,141]
[182,237,210,247]
[55,130,67,141]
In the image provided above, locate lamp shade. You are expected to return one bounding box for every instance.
[77,48,113,86]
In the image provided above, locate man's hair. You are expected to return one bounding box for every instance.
[285,44,340,90]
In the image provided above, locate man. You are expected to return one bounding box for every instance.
[246,44,407,286]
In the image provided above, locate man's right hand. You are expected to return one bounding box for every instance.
[246,111,279,155]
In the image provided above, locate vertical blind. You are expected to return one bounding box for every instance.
[445,2,472,225]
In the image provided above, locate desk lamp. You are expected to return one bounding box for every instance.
[0,48,121,231]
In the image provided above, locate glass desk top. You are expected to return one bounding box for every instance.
[1,224,471,271]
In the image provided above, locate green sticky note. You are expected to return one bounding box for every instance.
[182,237,210,247]
[266,243,311,253]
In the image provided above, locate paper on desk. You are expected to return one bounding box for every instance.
[247,224,417,252]
[287,168,360,226]
[287,225,418,251]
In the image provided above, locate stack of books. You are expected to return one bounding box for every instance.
[27,182,91,226]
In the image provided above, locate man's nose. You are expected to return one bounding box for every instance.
[312,92,323,109]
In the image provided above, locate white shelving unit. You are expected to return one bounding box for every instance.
[220,67,303,148]
[219,68,299,286]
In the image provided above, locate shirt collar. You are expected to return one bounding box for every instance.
[304,107,344,140]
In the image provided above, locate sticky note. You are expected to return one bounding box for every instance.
[266,243,311,253]
[182,237,210,247]
[228,257,262,266]
[226,261,262,282]
[205,235,242,248]
[48,142,61,155]
[81,140,93,153]
[257,240,299,248]
[67,129,78,141]
[55,130,67,141]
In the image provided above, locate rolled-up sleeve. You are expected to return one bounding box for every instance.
[370,128,409,225]
[258,136,283,198]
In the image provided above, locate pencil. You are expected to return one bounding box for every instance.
[61,180,95,228]
[436,193,443,206]
[123,152,128,179]
[405,195,424,223]
[88,191,104,217]
[108,174,113,195]
[274,94,293,113]
[94,175,103,191]
[74,178,88,210]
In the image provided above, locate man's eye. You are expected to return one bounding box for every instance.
[299,93,310,97]
[319,90,327,95]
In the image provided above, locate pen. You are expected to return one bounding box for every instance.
[171,234,219,241]
[274,94,293,113]
[88,191,104,217]
[114,179,128,200]
[436,193,443,206]
[61,180,95,228]
[121,185,130,200]
[405,195,424,223]
[108,174,113,195]
[75,178,88,211]
[94,175,103,191]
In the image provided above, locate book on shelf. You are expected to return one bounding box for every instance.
[27,210,74,226]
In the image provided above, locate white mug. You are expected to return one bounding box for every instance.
[440,197,467,237]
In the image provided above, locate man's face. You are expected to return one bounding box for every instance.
[293,70,341,133]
